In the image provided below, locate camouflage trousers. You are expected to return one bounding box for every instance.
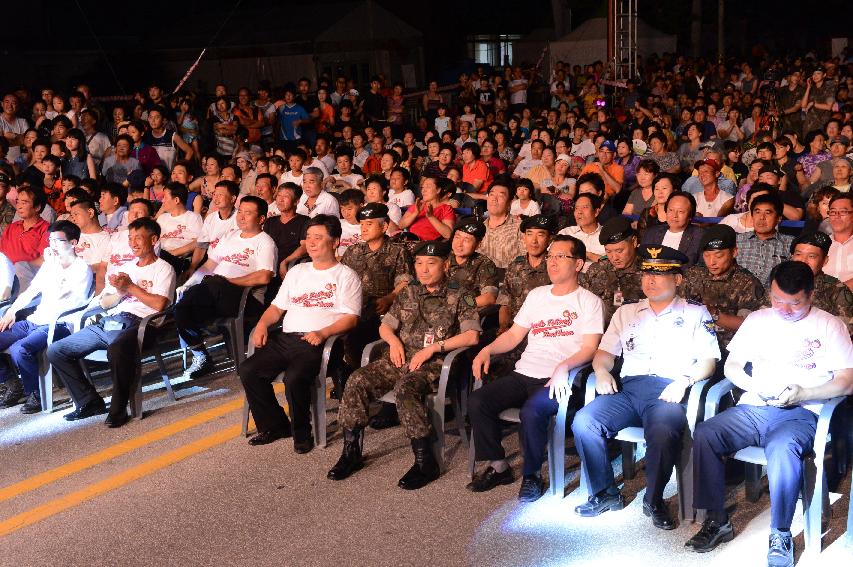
[338,356,444,439]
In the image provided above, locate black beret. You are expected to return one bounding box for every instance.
[453,217,486,240]
[599,216,635,245]
[639,245,688,273]
[699,224,737,251]
[357,202,389,221]
[520,214,558,234]
[790,231,831,255]
[413,240,451,258]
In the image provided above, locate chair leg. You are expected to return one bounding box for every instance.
[130,367,143,418]
[549,415,566,498]
[312,377,327,448]
[452,394,468,449]
[428,397,446,472]
[241,399,252,437]
[467,434,477,480]
[621,441,636,480]
[745,463,763,502]
[678,432,695,522]
[801,457,824,554]
[40,367,53,412]
[155,351,176,401]
[233,320,245,369]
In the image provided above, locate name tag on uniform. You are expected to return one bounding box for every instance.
[423,332,435,348]
[613,290,624,307]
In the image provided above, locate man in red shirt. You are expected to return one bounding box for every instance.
[461,142,493,202]
[0,186,48,291]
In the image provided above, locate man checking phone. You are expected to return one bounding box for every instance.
[686,260,853,567]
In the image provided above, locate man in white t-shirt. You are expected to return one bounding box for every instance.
[559,193,605,272]
[99,199,155,298]
[0,221,92,413]
[825,194,853,289]
[175,196,276,379]
[573,245,719,529]
[467,235,604,500]
[68,199,110,294]
[295,167,340,218]
[48,217,176,428]
[239,214,360,452]
[687,261,853,563]
[156,182,204,275]
[189,180,238,275]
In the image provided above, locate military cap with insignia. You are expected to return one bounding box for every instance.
[520,214,558,234]
[599,216,635,245]
[413,240,452,258]
[790,231,832,255]
[453,217,486,240]
[699,224,737,251]
[356,202,389,221]
[639,245,689,273]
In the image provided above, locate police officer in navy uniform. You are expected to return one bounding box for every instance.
[572,245,720,529]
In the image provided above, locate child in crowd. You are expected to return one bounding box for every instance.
[336,189,364,258]
[510,179,541,217]
[434,105,451,136]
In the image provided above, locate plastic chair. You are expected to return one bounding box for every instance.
[704,378,846,554]
[580,372,709,521]
[240,330,342,448]
[0,276,20,310]
[360,339,471,472]
[77,306,176,419]
[466,364,590,498]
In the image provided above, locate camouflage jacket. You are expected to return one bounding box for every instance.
[447,252,500,298]
[682,263,766,347]
[381,280,482,358]
[580,255,644,322]
[497,254,550,319]
[813,272,853,336]
[341,238,411,316]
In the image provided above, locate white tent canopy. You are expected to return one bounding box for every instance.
[549,17,676,69]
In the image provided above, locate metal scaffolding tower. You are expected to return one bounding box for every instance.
[609,0,638,84]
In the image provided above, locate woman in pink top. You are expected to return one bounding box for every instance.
[398,176,456,240]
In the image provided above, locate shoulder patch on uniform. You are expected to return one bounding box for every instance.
[702,320,717,336]
[513,255,525,263]
[464,292,477,307]
[686,298,704,306]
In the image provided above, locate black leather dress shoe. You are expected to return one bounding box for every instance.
[574,491,625,517]
[643,500,676,530]
[466,466,514,492]
[517,474,545,502]
[293,437,314,454]
[105,411,130,428]
[64,399,107,421]
[686,519,735,552]
[248,429,291,446]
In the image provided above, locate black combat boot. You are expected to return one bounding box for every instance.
[398,437,440,490]
[327,428,364,481]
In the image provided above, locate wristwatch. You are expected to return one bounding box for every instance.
[438,340,446,353]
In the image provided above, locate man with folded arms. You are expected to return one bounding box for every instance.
[686,261,853,567]
[467,235,603,501]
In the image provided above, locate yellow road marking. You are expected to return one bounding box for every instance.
[0,383,284,503]
[0,424,242,537]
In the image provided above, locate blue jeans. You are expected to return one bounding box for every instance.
[693,404,817,530]
[0,320,71,394]
[572,375,688,504]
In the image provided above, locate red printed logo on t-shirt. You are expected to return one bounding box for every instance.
[530,310,579,338]
[161,224,187,239]
[292,283,336,308]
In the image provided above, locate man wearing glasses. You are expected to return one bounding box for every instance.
[579,140,625,199]
[467,235,604,502]
[825,194,853,291]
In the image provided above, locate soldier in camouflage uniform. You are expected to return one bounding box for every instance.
[329,240,481,489]
[487,214,557,379]
[579,216,644,323]
[789,231,853,336]
[448,218,500,307]
[340,203,412,372]
[681,225,766,353]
